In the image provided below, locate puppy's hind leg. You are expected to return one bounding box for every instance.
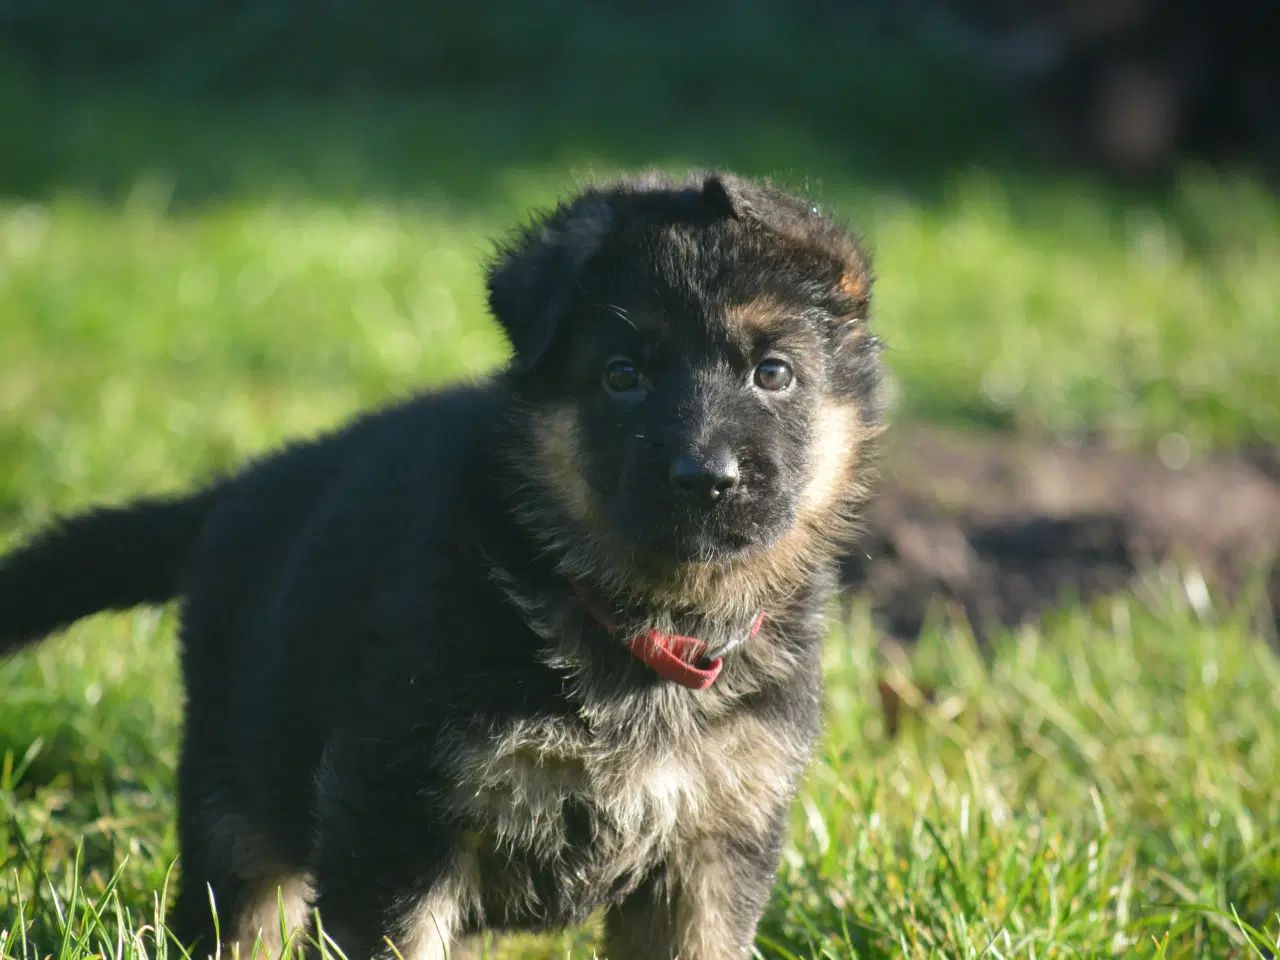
[168,724,242,956]
[168,728,311,959]
[230,872,315,958]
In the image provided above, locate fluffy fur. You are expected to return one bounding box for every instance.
[0,170,886,959]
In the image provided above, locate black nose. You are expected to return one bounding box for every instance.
[669,449,741,502]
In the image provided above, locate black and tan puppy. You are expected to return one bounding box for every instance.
[0,171,885,959]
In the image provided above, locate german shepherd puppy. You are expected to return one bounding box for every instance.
[0,171,885,959]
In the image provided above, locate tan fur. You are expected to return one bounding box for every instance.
[838,268,867,302]
[389,860,479,960]
[799,400,862,520]
[722,295,792,335]
[528,405,597,527]
[229,875,314,959]
[673,841,756,958]
[204,811,314,958]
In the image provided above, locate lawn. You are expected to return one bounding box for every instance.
[2,58,1280,959]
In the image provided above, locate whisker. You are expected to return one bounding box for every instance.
[592,303,639,333]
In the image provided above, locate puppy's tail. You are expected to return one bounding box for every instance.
[0,488,219,657]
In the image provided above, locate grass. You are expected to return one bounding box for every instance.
[2,61,1280,959]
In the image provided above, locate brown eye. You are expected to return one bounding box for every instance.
[603,358,644,396]
[754,359,793,392]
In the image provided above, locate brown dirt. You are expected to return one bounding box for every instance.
[839,425,1280,646]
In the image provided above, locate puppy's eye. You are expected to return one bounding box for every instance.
[603,358,645,396]
[754,359,793,392]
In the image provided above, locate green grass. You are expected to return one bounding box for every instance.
[2,64,1280,959]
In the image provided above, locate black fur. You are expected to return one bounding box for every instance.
[0,170,885,960]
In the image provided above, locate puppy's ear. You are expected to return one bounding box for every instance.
[486,194,614,374]
[829,252,874,350]
[700,174,740,219]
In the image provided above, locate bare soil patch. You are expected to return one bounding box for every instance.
[840,425,1280,645]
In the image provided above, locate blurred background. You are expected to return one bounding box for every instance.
[2,3,1280,957]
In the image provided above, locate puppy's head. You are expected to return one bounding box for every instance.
[492,171,885,606]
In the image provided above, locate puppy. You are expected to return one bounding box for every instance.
[0,171,886,959]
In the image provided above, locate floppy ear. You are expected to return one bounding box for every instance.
[485,194,614,374]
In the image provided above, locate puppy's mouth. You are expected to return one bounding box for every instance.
[666,527,760,563]
[600,483,798,568]
[623,516,785,567]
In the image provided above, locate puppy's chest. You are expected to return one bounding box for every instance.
[450,720,697,864]
[441,713,789,926]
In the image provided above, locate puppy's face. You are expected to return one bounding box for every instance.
[493,172,883,578]
[547,267,835,565]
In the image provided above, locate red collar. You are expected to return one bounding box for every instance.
[570,581,765,691]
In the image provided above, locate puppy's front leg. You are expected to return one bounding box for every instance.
[604,828,784,960]
[602,868,675,958]
[305,738,475,960]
